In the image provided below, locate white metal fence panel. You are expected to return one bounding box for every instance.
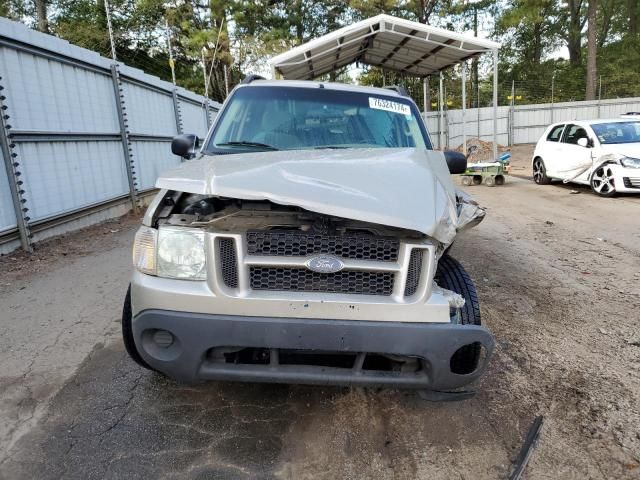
[447,106,510,149]
[599,98,640,117]
[0,47,120,133]
[512,104,552,144]
[426,96,640,148]
[0,149,17,233]
[15,141,129,221]
[179,98,210,139]
[121,81,178,136]
[131,141,181,191]
[0,17,220,252]
[423,112,440,148]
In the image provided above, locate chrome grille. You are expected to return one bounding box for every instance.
[246,231,399,261]
[404,249,423,296]
[218,238,238,288]
[250,267,394,296]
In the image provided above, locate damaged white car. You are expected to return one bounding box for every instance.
[533,119,640,196]
[122,78,492,397]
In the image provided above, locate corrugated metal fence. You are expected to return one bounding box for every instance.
[0,18,220,254]
[424,97,640,151]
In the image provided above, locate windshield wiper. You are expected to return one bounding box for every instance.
[313,145,350,149]
[216,141,279,150]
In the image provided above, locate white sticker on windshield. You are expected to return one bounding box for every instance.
[369,97,411,116]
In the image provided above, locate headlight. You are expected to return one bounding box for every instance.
[133,226,157,275]
[620,156,640,168]
[157,227,206,280]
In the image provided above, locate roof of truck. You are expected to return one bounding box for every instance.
[239,79,408,98]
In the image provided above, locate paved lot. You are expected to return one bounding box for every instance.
[1,146,639,479]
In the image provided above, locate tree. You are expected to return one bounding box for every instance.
[585,0,597,100]
[0,0,32,20]
[35,0,48,32]
[497,0,561,66]
[564,0,586,66]
[629,0,640,36]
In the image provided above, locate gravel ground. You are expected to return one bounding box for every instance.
[1,145,639,479]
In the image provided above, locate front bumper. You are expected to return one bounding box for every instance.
[621,174,640,191]
[606,165,640,193]
[133,310,495,390]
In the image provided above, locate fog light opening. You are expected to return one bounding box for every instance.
[153,329,174,348]
[141,328,181,362]
[450,342,485,375]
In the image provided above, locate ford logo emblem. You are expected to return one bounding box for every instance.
[306,255,345,273]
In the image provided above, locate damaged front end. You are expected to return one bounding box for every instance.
[129,148,493,390]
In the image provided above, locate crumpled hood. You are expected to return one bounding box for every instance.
[598,143,640,158]
[156,148,471,244]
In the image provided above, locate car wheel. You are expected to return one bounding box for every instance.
[434,255,482,375]
[590,165,617,197]
[494,175,505,186]
[472,175,482,185]
[532,157,551,185]
[461,176,472,186]
[485,176,496,187]
[122,285,154,370]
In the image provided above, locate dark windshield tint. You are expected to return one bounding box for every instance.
[591,121,640,144]
[206,86,431,153]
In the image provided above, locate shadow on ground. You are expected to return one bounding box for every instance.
[0,338,527,480]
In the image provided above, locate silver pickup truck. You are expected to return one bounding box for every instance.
[122,78,493,395]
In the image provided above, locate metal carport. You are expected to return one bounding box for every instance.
[269,14,501,158]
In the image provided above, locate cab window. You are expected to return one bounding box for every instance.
[546,125,565,142]
[562,124,589,145]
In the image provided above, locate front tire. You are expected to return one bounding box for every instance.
[122,285,153,370]
[533,157,551,185]
[435,255,482,375]
[590,165,617,197]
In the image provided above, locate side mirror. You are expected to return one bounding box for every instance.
[444,150,468,175]
[171,134,200,159]
[577,137,593,148]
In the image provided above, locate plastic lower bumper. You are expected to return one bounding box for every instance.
[133,310,495,390]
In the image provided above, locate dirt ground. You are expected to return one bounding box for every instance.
[1,144,639,479]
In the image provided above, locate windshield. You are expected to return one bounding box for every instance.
[206,85,431,153]
[591,121,640,144]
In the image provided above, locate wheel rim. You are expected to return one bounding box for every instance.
[533,160,544,183]
[592,166,615,194]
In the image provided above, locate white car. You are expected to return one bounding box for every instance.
[532,119,640,196]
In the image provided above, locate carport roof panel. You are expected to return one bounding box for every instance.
[270,14,500,79]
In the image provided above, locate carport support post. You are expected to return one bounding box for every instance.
[423,77,428,116]
[439,72,444,150]
[509,80,514,146]
[492,49,498,160]
[550,73,555,123]
[462,63,467,155]
[477,81,481,140]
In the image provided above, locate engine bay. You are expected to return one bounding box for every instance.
[155,191,424,240]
